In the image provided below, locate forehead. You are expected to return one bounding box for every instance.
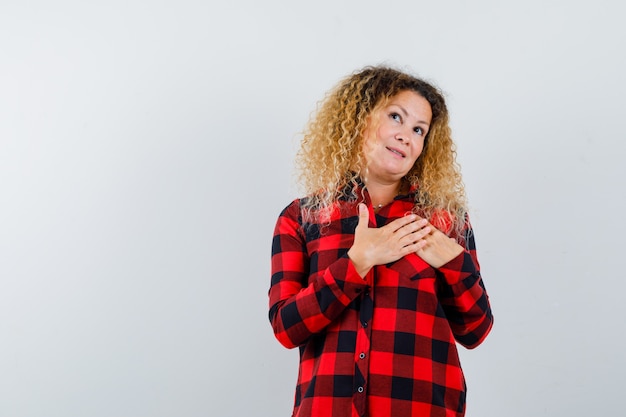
[381,90,432,119]
[387,90,427,105]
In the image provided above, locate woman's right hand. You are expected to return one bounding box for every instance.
[347,203,430,278]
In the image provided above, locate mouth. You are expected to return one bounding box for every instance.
[386,146,406,158]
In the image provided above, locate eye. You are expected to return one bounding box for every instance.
[389,112,401,122]
[414,126,424,136]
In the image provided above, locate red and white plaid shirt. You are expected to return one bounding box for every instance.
[269,185,493,417]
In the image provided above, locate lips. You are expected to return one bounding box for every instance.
[386,146,406,158]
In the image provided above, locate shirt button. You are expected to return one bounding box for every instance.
[362,322,368,328]
[359,353,366,359]
[357,386,364,393]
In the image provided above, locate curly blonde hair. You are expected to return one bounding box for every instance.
[296,66,468,236]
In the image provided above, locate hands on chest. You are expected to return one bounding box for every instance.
[347,203,463,278]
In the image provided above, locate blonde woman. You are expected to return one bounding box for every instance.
[269,66,493,417]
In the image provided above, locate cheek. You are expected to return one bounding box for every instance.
[361,137,377,166]
[412,141,425,160]
[362,131,379,153]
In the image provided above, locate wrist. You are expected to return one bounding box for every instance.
[347,248,372,279]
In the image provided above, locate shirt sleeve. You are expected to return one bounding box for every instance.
[268,200,369,349]
[435,218,494,349]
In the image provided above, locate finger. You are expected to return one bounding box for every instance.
[400,225,431,246]
[393,217,429,237]
[400,239,428,255]
[355,203,369,230]
[388,213,421,233]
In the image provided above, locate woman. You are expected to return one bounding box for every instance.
[269,66,493,417]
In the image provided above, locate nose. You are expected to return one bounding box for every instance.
[395,128,412,144]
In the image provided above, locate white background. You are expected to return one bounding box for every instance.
[1,1,624,416]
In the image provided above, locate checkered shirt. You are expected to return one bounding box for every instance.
[269,188,493,417]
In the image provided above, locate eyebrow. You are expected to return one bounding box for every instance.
[393,104,430,126]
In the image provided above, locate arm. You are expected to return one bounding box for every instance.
[435,222,493,349]
[268,201,368,349]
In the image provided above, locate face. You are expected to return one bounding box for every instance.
[362,90,432,184]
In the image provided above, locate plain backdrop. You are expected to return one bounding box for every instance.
[1,1,625,416]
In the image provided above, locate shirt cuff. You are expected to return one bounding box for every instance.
[326,255,370,297]
[345,255,372,285]
[437,251,478,285]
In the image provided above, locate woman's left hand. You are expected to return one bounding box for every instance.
[414,218,464,268]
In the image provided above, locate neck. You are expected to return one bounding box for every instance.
[365,178,404,209]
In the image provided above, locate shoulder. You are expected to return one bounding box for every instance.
[277,198,304,220]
